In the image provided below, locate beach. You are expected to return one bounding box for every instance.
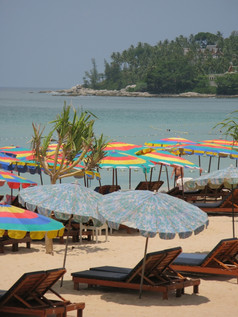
[0,215,237,317]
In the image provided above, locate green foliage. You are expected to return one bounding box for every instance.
[83,31,238,95]
[193,75,216,94]
[31,103,108,184]
[214,111,238,142]
[216,73,238,95]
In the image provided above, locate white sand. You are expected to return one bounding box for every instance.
[0,215,237,317]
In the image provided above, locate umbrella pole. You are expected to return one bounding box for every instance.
[217,157,220,170]
[165,166,170,191]
[158,165,162,181]
[231,185,235,238]
[139,236,149,299]
[39,170,43,185]
[149,168,153,183]
[61,216,72,287]
[208,157,212,173]
[112,169,115,186]
[129,169,131,190]
[97,168,102,187]
[198,156,202,176]
[144,171,149,190]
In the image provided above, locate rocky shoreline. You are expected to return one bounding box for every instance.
[39,85,238,98]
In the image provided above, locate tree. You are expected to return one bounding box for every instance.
[216,73,238,95]
[31,103,108,253]
[83,58,103,89]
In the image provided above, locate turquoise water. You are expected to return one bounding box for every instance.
[0,87,238,190]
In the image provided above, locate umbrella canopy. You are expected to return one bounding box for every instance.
[99,190,208,238]
[99,150,149,170]
[172,142,238,159]
[200,139,238,149]
[184,165,238,190]
[145,137,196,147]
[0,170,37,189]
[0,146,33,158]
[0,204,64,240]
[184,165,238,237]
[18,182,105,224]
[133,149,200,170]
[0,151,41,175]
[104,142,142,152]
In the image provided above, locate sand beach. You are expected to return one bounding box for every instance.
[0,215,237,317]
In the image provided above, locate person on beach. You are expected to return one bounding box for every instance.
[171,166,184,186]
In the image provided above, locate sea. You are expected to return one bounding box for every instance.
[0,87,238,193]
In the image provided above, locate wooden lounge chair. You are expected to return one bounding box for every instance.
[0,268,85,316]
[71,247,200,300]
[171,238,238,280]
[135,180,164,191]
[0,235,31,253]
[94,185,121,195]
[191,189,238,215]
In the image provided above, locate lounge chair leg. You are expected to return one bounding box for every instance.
[176,289,182,297]
[194,285,199,294]
[77,309,83,317]
[26,241,31,249]
[12,243,18,252]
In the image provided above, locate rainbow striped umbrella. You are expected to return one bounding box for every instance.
[127,148,200,169]
[99,150,149,170]
[171,142,238,158]
[200,139,238,149]
[145,137,196,148]
[0,170,37,189]
[0,204,64,240]
[0,150,41,175]
[0,146,33,159]
[168,142,238,173]
[104,142,142,152]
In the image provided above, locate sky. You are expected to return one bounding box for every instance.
[0,0,238,89]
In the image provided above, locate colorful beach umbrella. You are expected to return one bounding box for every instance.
[99,150,149,170]
[104,142,142,152]
[200,139,238,148]
[184,165,238,237]
[145,137,196,148]
[98,190,208,297]
[0,170,37,189]
[0,150,41,175]
[0,204,64,240]
[0,146,34,159]
[169,142,238,173]
[173,143,238,158]
[133,149,200,170]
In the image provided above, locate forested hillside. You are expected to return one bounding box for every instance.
[83,31,238,95]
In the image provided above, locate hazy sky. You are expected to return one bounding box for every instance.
[1,0,237,88]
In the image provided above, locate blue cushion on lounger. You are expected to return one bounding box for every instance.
[193,201,223,208]
[71,270,128,282]
[90,266,131,274]
[173,253,207,266]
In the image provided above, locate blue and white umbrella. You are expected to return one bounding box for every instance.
[98,190,208,297]
[99,190,208,238]
[184,165,238,190]
[18,182,105,225]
